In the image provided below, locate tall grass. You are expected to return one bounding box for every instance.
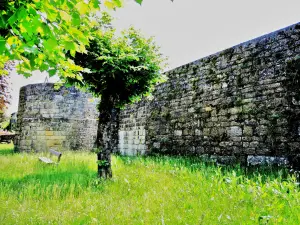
[0,143,300,224]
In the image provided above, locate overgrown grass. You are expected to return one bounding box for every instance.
[1,143,300,224]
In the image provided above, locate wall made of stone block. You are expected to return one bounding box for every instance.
[118,22,300,160]
[118,101,149,155]
[14,83,99,152]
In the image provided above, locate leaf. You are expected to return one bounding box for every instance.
[17,6,28,21]
[104,1,115,9]
[7,36,17,46]
[70,50,76,57]
[112,0,123,7]
[59,11,72,22]
[69,28,89,45]
[20,56,32,70]
[41,23,54,39]
[43,6,58,22]
[135,0,143,5]
[21,71,32,78]
[0,14,6,28]
[75,2,89,15]
[63,41,76,51]
[30,16,42,32]
[0,38,6,54]
[71,12,81,26]
[48,69,57,76]
[91,0,101,9]
[7,11,18,26]
[40,62,49,71]
[44,39,58,50]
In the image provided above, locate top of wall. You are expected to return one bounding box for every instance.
[20,83,81,93]
[165,22,300,74]
[18,83,98,120]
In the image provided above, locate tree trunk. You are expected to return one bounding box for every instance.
[94,106,119,178]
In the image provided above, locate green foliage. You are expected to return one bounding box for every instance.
[135,0,143,4]
[0,0,123,78]
[68,25,166,111]
[0,0,172,80]
[0,56,9,76]
[1,144,300,224]
[0,57,11,122]
[0,119,10,130]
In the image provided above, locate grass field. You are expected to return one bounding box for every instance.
[1,143,300,224]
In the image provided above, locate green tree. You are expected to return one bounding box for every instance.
[68,26,166,178]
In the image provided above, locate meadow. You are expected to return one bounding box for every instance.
[0,143,300,224]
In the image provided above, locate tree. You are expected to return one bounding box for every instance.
[67,26,166,178]
[0,0,166,178]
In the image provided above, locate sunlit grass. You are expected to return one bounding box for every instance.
[0,143,300,224]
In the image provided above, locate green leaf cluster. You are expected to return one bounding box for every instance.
[67,25,167,111]
[0,0,123,78]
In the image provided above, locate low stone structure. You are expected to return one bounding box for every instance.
[14,83,99,152]
[118,22,300,165]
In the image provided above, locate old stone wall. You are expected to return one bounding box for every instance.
[118,101,149,155]
[14,83,99,152]
[118,22,300,161]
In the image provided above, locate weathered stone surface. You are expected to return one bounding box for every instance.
[14,83,99,152]
[118,22,300,160]
[228,126,242,137]
[247,155,289,166]
[118,102,149,155]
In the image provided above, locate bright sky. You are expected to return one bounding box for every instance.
[7,0,300,114]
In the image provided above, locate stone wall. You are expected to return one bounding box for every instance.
[14,83,99,152]
[118,22,300,162]
[118,101,149,155]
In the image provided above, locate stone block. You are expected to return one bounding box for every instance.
[195,129,202,136]
[227,126,242,137]
[203,128,210,136]
[243,126,253,136]
[153,142,160,149]
[174,130,182,136]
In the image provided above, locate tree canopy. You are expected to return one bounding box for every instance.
[0,0,170,79]
[69,27,166,110]
[0,0,124,78]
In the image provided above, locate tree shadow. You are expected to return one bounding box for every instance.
[0,169,106,199]
[0,149,14,156]
[0,143,14,156]
[116,155,291,183]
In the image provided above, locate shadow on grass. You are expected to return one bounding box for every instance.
[0,169,106,199]
[0,149,14,156]
[0,143,15,156]
[116,155,291,183]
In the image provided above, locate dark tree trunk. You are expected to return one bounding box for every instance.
[95,111,112,178]
[94,101,119,178]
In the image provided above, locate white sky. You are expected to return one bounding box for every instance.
[7,0,300,114]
